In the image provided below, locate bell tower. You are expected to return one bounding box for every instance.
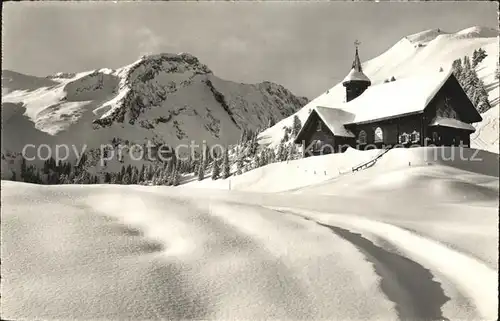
[342,40,371,102]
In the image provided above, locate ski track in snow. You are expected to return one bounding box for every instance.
[268,206,498,321]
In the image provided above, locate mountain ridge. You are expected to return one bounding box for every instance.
[1,52,308,178]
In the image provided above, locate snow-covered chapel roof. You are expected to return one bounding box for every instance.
[314,107,356,137]
[429,116,476,132]
[294,106,356,141]
[342,69,371,83]
[341,66,454,124]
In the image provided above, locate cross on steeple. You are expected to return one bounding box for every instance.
[351,40,363,72]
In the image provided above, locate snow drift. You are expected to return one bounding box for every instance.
[2,170,497,320]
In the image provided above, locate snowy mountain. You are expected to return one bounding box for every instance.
[260,26,499,153]
[1,53,307,177]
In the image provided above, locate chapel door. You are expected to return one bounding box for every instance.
[432,131,441,146]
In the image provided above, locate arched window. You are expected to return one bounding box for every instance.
[410,130,420,143]
[316,121,322,132]
[374,127,383,143]
[399,132,409,144]
[358,130,367,145]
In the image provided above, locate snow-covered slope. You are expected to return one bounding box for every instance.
[261,26,499,153]
[185,146,499,195]
[2,160,498,319]
[186,147,382,192]
[1,53,307,177]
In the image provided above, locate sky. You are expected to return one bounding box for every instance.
[2,1,498,98]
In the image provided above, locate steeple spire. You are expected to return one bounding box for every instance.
[342,39,371,102]
[352,40,363,72]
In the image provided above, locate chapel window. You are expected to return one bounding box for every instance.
[374,127,383,143]
[358,130,367,145]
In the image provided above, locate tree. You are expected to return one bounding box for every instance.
[461,55,472,83]
[287,143,297,161]
[390,76,396,82]
[456,55,492,113]
[452,58,463,79]
[139,164,145,184]
[236,155,244,175]
[130,167,138,184]
[239,128,247,145]
[122,172,131,185]
[268,148,276,164]
[59,173,69,184]
[462,62,478,96]
[20,157,27,181]
[268,116,275,128]
[496,61,500,80]
[110,173,119,184]
[222,147,230,179]
[171,163,181,186]
[276,142,285,162]
[170,159,181,186]
[189,151,198,174]
[257,150,267,167]
[249,131,259,156]
[477,94,491,113]
[212,156,220,180]
[472,49,479,67]
[472,48,487,67]
[245,128,254,143]
[439,67,444,72]
[197,151,206,181]
[166,157,175,177]
[292,115,302,138]
[151,165,162,185]
[142,164,150,183]
[475,79,491,113]
[254,155,261,169]
[104,172,111,183]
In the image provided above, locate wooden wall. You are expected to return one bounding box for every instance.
[297,112,336,156]
[346,114,423,148]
